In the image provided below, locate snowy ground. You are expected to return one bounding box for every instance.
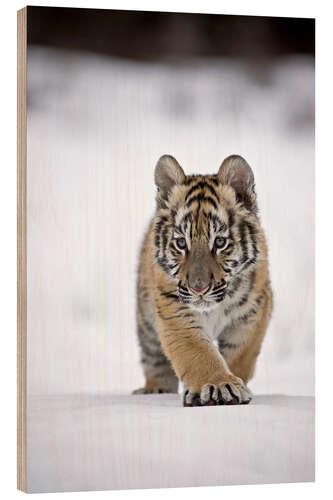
[27,393,314,493]
[26,48,314,491]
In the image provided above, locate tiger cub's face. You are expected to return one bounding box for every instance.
[153,155,261,312]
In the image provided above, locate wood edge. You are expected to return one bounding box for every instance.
[17,6,27,493]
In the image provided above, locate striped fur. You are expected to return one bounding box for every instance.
[134,155,272,406]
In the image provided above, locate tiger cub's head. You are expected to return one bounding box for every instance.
[153,154,262,312]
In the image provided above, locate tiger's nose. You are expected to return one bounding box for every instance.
[189,280,210,296]
[190,285,210,296]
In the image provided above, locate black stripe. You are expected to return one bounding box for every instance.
[212,280,227,292]
[149,357,171,368]
[218,341,239,350]
[168,325,203,332]
[158,287,179,301]
[186,193,204,207]
[184,181,219,202]
[206,182,219,199]
[154,216,169,257]
[211,214,226,232]
[204,196,218,210]
[235,307,257,323]
[227,276,242,298]
[170,209,177,221]
[207,214,211,240]
[246,221,258,261]
[139,341,164,359]
[210,177,219,186]
[184,175,201,185]
[169,242,181,255]
[224,244,234,256]
[228,209,235,228]
[224,269,256,316]
[180,212,192,228]
[154,215,168,233]
[248,269,256,290]
[154,233,160,249]
[238,221,248,264]
[159,312,188,321]
[161,224,169,251]
[185,182,204,202]
[186,193,218,210]
[195,205,200,231]
[255,293,264,305]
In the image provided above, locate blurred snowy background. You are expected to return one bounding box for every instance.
[26,9,315,397]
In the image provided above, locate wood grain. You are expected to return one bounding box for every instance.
[19,15,314,492]
[17,6,27,493]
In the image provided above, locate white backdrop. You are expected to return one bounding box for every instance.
[27,47,314,397]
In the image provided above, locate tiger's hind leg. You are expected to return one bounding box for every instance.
[133,325,179,394]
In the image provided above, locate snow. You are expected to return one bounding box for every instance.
[27,393,314,493]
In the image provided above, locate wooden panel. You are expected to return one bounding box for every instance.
[17,6,27,493]
[18,8,315,493]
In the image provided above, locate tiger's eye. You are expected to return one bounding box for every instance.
[176,238,187,250]
[214,237,226,249]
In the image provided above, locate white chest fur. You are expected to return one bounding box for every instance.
[199,305,232,341]
[198,277,251,344]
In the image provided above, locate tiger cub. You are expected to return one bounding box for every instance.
[134,154,272,406]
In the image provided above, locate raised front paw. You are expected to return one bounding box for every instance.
[183,379,252,407]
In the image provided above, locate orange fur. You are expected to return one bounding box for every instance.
[134,155,272,406]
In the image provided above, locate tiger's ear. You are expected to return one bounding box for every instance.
[155,155,185,207]
[218,155,257,212]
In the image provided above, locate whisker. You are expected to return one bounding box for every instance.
[212,283,227,293]
[208,292,226,300]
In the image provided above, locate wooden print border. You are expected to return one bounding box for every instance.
[17,6,27,493]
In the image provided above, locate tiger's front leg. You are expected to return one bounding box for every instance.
[156,292,252,407]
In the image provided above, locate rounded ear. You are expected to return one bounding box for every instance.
[155,155,185,206]
[218,155,257,212]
